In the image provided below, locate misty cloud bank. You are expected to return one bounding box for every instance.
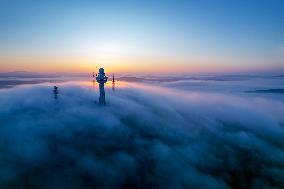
[0,82,284,189]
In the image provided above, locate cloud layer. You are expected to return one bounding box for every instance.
[0,82,284,189]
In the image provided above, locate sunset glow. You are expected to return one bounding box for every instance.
[0,0,283,74]
[1,1,284,188]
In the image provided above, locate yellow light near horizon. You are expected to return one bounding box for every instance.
[1,53,274,74]
[0,55,218,74]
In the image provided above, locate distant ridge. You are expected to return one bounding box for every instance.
[245,89,284,94]
[117,74,284,83]
[0,71,88,78]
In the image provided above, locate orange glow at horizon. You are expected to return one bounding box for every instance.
[0,55,281,74]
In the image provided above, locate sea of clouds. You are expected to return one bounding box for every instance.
[0,81,283,189]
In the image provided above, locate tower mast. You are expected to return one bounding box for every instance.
[96,68,108,105]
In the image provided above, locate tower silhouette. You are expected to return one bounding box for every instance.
[53,86,58,100]
[112,74,115,92]
[96,68,108,105]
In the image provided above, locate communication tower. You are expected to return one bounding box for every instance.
[96,68,108,105]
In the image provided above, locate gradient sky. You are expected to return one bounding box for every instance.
[0,0,284,73]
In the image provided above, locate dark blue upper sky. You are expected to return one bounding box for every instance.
[0,0,283,73]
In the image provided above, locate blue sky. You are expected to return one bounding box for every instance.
[0,0,283,73]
